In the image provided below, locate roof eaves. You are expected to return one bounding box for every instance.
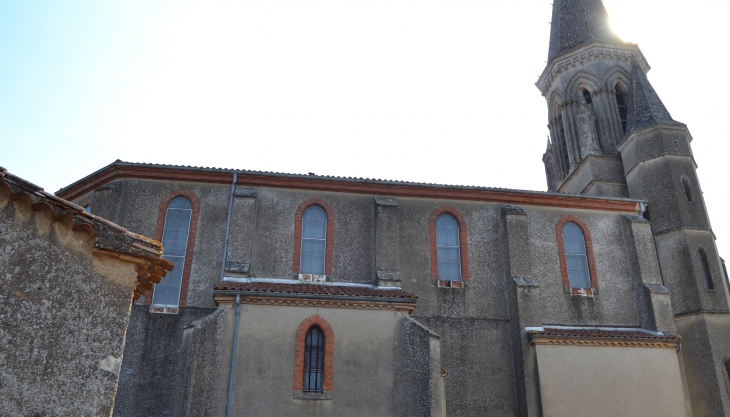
[1,166,173,301]
[57,160,645,209]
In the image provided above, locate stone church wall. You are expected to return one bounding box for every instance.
[0,182,140,416]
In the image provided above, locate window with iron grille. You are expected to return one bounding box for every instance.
[304,326,325,393]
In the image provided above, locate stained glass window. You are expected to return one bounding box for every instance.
[152,196,193,307]
[300,206,327,274]
[562,222,591,288]
[437,214,461,281]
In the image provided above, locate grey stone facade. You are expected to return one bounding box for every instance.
[35,1,730,415]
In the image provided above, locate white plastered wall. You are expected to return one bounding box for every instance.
[536,344,689,417]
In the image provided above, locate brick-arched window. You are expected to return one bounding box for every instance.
[556,215,598,292]
[146,189,200,309]
[293,198,334,275]
[294,316,334,399]
[430,206,469,283]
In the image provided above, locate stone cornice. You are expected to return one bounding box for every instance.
[537,42,649,96]
[214,294,416,313]
[56,162,642,213]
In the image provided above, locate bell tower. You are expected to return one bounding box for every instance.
[537,0,641,196]
[537,1,730,415]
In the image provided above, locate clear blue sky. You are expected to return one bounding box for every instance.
[2,0,729,257]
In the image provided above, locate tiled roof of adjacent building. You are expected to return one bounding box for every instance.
[0,166,173,301]
[214,281,416,300]
[529,327,680,341]
[528,327,681,347]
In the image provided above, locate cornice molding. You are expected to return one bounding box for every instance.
[537,42,649,96]
[57,164,641,213]
[214,294,416,313]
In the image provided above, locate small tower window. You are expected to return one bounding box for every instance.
[303,326,325,393]
[615,85,628,133]
[582,88,593,107]
[582,88,601,148]
[557,114,569,171]
[682,176,693,203]
[699,248,714,290]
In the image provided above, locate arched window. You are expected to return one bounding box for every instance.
[300,205,327,274]
[152,196,193,307]
[615,84,628,133]
[303,326,325,393]
[699,248,714,290]
[562,222,591,288]
[430,207,469,285]
[436,214,461,281]
[682,176,693,203]
[557,114,570,173]
[582,88,593,107]
[294,315,334,398]
[582,87,602,148]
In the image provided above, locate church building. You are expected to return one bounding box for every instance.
[53,0,730,416]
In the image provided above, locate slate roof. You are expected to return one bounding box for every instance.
[548,0,623,61]
[625,61,683,135]
[214,281,416,300]
[528,327,680,341]
[0,166,173,300]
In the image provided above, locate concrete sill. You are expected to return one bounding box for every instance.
[293,390,333,400]
[564,287,596,297]
[149,306,179,314]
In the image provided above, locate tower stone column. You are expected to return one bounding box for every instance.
[618,62,730,416]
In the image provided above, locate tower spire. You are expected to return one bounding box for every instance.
[548,0,622,61]
[625,61,681,135]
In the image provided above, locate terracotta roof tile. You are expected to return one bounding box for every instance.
[0,166,173,301]
[529,327,680,341]
[214,281,416,299]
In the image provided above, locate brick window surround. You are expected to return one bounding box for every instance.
[145,189,200,308]
[293,315,334,396]
[292,198,334,275]
[429,206,470,282]
[556,215,598,292]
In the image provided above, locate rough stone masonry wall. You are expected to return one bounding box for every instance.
[0,187,138,416]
